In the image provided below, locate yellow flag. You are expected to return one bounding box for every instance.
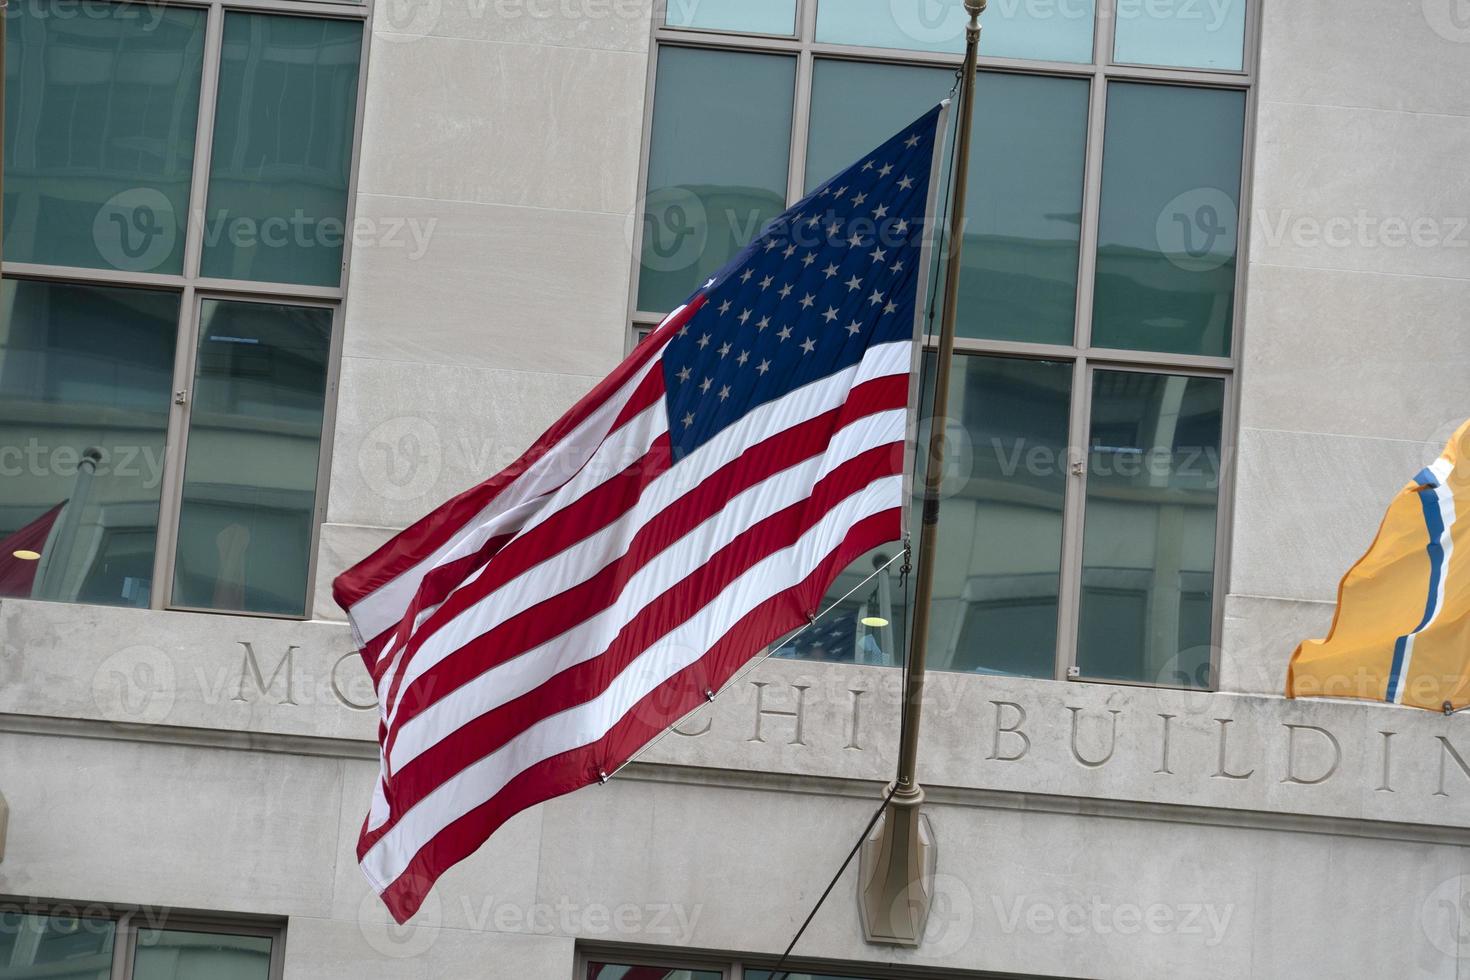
[1287,420,1470,710]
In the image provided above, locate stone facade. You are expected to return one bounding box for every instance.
[3,0,1470,977]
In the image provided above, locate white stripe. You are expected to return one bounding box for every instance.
[384,341,911,720]
[360,473,902,890]
[388,407,906,772]
[347,351,665,644]
[1391,459,1458,703]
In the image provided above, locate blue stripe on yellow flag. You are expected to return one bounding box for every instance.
[1287,420,1470,711]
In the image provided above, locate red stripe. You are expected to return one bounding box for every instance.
[384,374,908,728]
[373,450,903,840]
[331,296,702,617]
[369,508,900,924]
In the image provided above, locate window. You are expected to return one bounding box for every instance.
[580,951,1066,979]
[0,903,282,979]
[632,0,1253,688]
[0,0,365,617]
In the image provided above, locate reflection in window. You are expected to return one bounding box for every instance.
[1114,0,1247,71]
[1076,370,1223,687]
[133,929,271,980]
[815,0,1095,63]
[664,0,796,35]
[637,47,795,313]
[1092,83,1245,357]
[0,280,178,607]
[585,964,721,980]
[0,913,115,980]
[3,4,206,273]
[795,354,1071,678]
[201,13,363,287]
[171,300,331,615]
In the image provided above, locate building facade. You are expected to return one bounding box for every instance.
[1,0,1469,976]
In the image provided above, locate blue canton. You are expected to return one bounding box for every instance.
[661,104,944,461]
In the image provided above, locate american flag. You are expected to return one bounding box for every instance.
[335,103,947,923]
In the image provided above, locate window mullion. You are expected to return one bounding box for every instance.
[787,48,814,207]
[1073,69,1108,354]
[151,287,203,610]
[182,2,226,281]
[1056,354,1093,680]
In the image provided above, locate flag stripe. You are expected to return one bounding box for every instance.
[1386,464,1458,703]
[361,482,901,889]
[383,377,908,742]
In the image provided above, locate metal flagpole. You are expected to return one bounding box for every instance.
[858,0,986,947]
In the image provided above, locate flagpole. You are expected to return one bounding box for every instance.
[859,0,985,947]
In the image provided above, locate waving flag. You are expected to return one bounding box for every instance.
[334,104,948,922]
[1287,420,1470,710]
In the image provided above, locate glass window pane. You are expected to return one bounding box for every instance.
[637,47,795,314]
[1114,0,1246,70]
[664,0,796,34]
[133,929,272,980]
[200,13,363,288]
[586,965,720,980]
[773,544,907,667]
[1091,83,1245,357]
[956,72,1087,345]
[816,0,1095,64]
[1076,370,1223,688]
[0,912,115,980]
[3,5,205,273]
[172,300,331,615]
[0,280,178,608]
[926,354,1071,677]
[806,65,1088,346]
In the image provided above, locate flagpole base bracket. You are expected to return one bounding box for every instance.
[857,783,935,947]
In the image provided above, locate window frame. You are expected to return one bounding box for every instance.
[2,0,373,620]
[0,896,287,980]
[628,0,1261,690]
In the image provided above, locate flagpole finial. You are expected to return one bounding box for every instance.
[965,0,985,15]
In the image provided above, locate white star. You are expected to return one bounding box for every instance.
[891,260,905,273]
[801,253,816,267]
[718,385,731,401]
[719,342,731,357]
[697,333,711,348]
[818,186,830,197]
[847,232,863,248]
[764,239,780,252]
[757,359,771,375]
[822,306,839,323]
[738,309,752,325]
[682,412,695,428]
[883,301,898,315]
[756,315,771,331]
[852,192,867,206]
[873,204,889,219]
[783,244,797,259]
[760,275,773,290]
[894,219,909,235]
[823,263,839,279]
[904,134,920,148]
[862,160,875,171]
[703,277,716,288]
[807,214,821,227]
[898,175,915,190]
[778,284,793,300]
[869,246,887,263]
[800,337,817,354]
[834,185,847,198]
[846,320,862,336]
[737,350,749,365]
[879,163,893,177]
[700,377,712,393]
[677,324,688,337]
[777,325,792,341]
[677,366,691,382]
[827,221,840,236]
[799,293,815,309]
[741,269,754,283]
[719,299,732,314]
[869,289,884,306]
[845,275,862,291]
